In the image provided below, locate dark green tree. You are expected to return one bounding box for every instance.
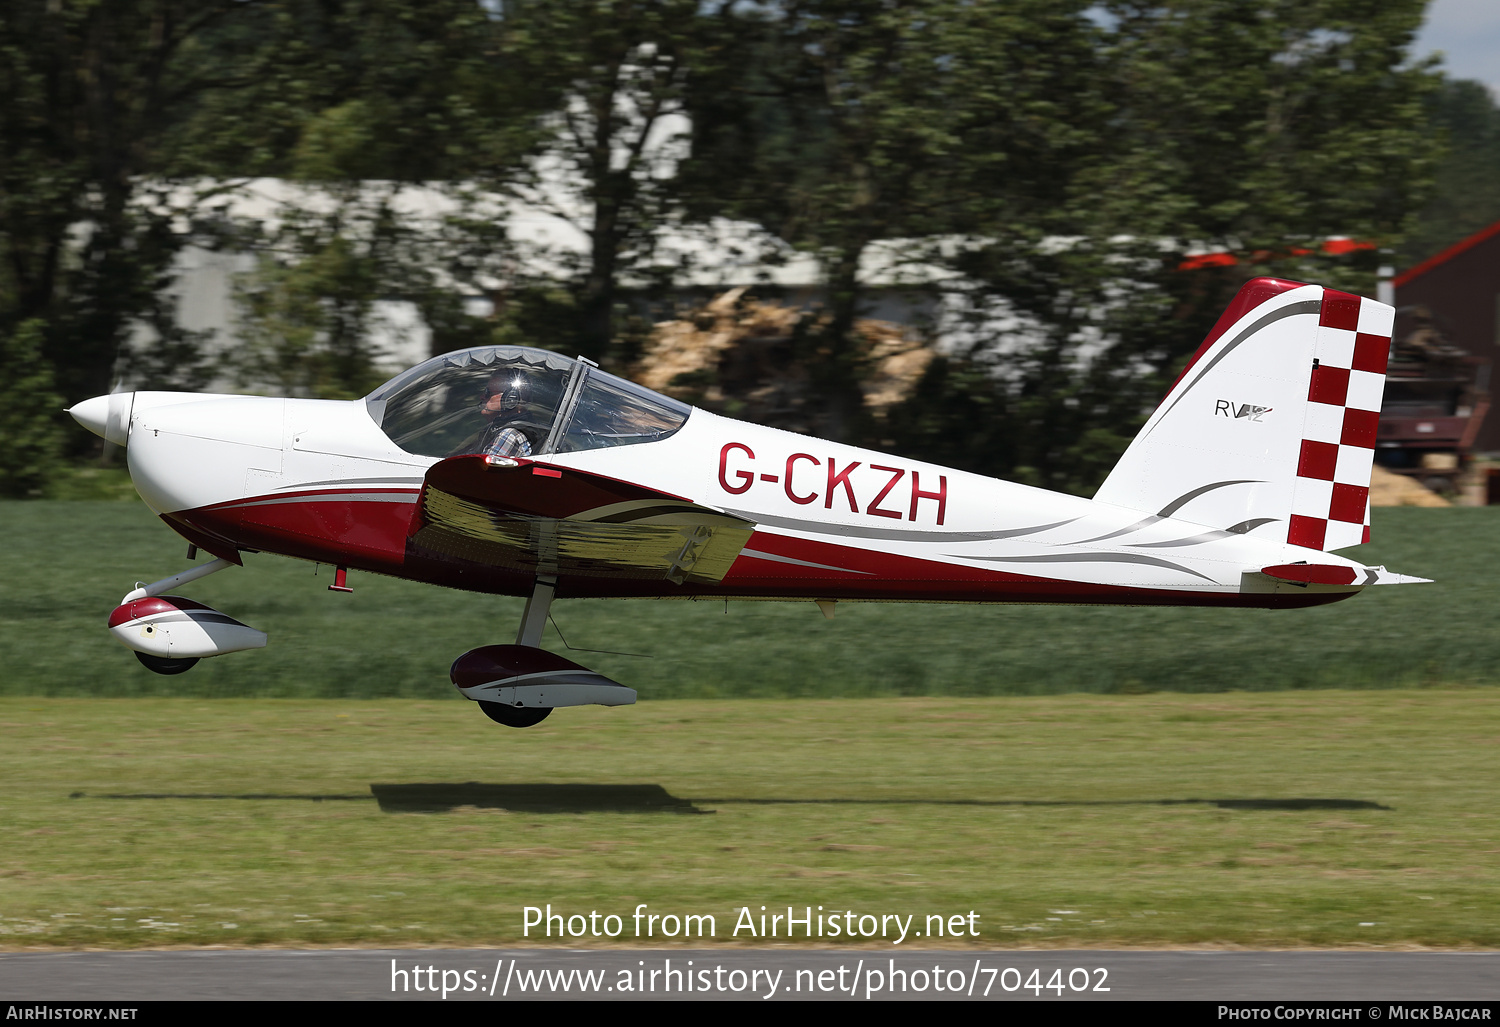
[229,195,404,400]
[890,0,1440,493]
[0,320,65,497]
[0,0,537,412]
[1091,0,1436,281]
[479,0,746,364]
[1399,78,1500,266]
[682,0,1107,443]
[0,0,276,406]
[210,1,554,388]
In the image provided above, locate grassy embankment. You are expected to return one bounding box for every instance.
[0,502,1495,698]
[2,692,1497,949]
[0,501,1497,949]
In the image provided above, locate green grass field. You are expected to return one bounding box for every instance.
[1,502,1497,950]
[2,692,1497,949]
[0,502,1496,698]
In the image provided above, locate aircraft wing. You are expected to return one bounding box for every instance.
[411,454,755,585]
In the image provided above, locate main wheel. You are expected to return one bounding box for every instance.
[134,651,200,675]
[477,701,552,728]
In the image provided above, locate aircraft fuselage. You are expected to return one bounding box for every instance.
[96,386,1370,610]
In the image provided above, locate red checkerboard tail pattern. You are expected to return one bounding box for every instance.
[1288,289,1392,551]
[1094,279,1392,549]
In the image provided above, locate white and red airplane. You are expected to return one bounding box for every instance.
[70,276,1426,726]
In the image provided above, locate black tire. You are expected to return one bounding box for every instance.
[134,651,200,675]
[477,701,552,728]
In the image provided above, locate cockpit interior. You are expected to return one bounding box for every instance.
[364,346,692,459]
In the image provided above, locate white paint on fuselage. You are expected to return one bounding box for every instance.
[547,409,1360,595]
[106,389,1363,598]
[123,393,434,515]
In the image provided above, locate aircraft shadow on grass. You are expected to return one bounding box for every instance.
[364,787,1395,815]
[71,788,1391,815]
[369,783,707,814]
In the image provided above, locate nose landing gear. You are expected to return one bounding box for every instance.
[109,558,266,674]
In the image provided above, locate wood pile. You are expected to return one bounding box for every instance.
[634,289,932,434]
[1369,463,1450,507]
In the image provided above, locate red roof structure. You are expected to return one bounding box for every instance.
[1392,217,1500,454]
[1394,219,1500,290]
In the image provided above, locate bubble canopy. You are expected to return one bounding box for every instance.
[364,346,692,460]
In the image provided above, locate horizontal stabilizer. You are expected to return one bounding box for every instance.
[1260,563,1357,585]
[1260,563,1430,586]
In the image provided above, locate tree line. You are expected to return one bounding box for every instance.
[0,0,1468,497]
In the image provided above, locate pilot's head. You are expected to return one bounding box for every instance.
[481,372,530,421]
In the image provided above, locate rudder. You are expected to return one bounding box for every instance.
[1094,277,1393,552]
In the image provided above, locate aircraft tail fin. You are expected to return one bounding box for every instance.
[1093,277,1393,552]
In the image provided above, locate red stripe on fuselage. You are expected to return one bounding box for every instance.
[186,490,420,573]
[167,492,1357,610]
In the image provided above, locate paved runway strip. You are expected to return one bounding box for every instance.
[3,949,1499,1001]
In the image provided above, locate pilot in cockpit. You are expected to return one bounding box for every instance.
[476,371,542,458]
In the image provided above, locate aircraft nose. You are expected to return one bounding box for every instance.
[68,395,110,438]
[67,393,132,446]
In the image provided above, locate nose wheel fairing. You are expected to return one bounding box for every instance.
[108,594,267,660]
[109,559,266,672]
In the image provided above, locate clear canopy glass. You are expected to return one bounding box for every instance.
[365,345,691,460]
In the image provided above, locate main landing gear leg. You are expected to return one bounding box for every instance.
[515,574,556,648]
